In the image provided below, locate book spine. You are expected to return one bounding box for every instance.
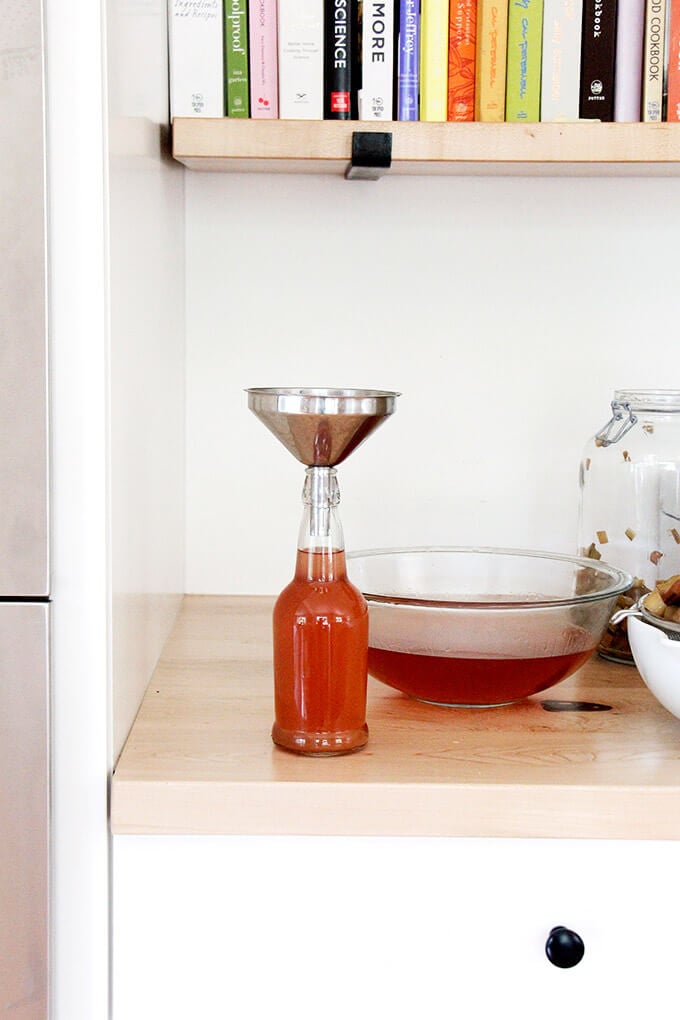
[540,0,583,119]
[420,0,449,120]
[225,0,250,116]
[505,0,544,120]
[668,0,680,120]
[447,0,477,120]
[359,0,396,119]
[641,0,667,119]
[397,0,421,119]
[475,0,509,121]
[613,0,646,119]
[278,0,324,118]
[248,0,279,117]
[579,0,618,120]
[169,0,224,118]
[324,0,356,117]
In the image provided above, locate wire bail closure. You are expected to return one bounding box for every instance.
[595,400,638,447]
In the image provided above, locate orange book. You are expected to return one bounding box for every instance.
[448,0,477,120]
[668,0,680,121]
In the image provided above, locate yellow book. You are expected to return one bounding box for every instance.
[420,0,450,120]
[475,0,509,121]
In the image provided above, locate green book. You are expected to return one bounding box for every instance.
[225,0,250,117]
[505,0,544,121]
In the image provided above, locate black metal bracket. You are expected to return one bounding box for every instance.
[345,131,392,180]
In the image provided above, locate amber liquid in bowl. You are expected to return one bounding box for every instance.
[366,618,597,707]
[368,642,595,706]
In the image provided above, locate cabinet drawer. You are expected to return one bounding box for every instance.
[113,835,678,1019]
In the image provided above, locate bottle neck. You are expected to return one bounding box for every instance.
[296,467,346,581]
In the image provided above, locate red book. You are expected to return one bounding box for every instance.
[668,0,680,120]
[447,0,477,120]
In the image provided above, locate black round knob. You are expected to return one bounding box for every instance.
[545,926,585,968]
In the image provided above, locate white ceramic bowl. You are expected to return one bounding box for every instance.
[629,615,680,719]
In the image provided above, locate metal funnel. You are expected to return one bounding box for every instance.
[246,387,399,466]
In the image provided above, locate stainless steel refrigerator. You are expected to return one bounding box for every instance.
[0,0,49,1016]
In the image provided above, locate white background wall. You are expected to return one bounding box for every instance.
[185,171,680,594]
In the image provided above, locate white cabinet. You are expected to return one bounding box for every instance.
[114,835,679,1020]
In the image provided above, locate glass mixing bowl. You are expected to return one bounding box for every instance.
[348,547,632,707]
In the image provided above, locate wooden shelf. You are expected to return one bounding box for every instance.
[111,595,680,840]
[172,119,680,176]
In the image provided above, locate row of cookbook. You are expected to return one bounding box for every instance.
[169,0,680,123]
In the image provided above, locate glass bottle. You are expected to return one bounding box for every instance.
[272,466,369,755]
[578,390,680,663]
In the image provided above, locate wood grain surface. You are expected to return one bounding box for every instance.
[111,596,680,839]
[172,119,680,175]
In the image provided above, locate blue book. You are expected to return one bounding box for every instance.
[397,0,421,119]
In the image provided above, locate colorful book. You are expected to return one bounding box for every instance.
[540,0,583,120]
[225,0,249,116]
[278,0,324,118]
[359,0,396,118]
[641,0,667,120]
[668,0,680,120]
[447,0,477,120]
[505,0,544,120]
[579,0,618,120]
[324,0,358,118]
[249,0,278,117]
[397,0,421,119]
[420,0,449,120]
[168,0,224,118]
[475,0,509,121]
[613,0,646,120]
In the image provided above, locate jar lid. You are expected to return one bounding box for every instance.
[614,389,680,412]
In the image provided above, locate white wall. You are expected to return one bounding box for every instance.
[107,0,186,762]
[185,170,680,594]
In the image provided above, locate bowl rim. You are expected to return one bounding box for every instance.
[347,545,633,610]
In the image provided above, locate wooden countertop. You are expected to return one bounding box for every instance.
[111,595,680,840]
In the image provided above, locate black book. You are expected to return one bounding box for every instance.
[324,0,359,118]
[579,0,619,121]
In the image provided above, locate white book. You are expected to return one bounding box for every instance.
[278,0,324,119]
[168,0,224,118]
[614,0,646,120]
[540,0,583,120]
[359,0,395,120]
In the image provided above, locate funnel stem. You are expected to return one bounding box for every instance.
[299,467,343,549]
